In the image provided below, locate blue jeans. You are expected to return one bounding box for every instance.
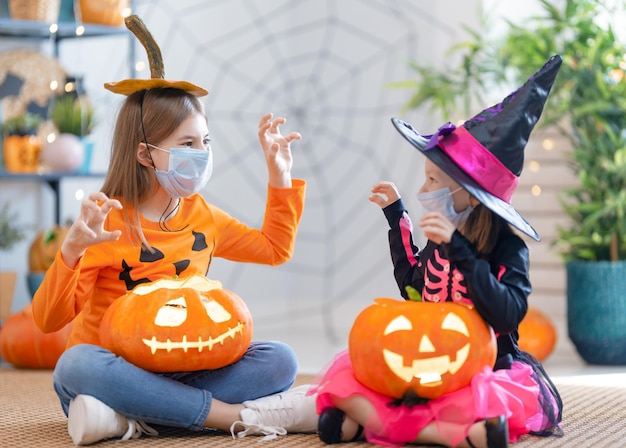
[53,341,298,431]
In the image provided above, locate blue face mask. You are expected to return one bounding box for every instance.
[150,145,213,198]
[417,186,474,228]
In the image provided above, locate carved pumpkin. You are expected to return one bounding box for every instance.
[2,134,41,173]
[349,298,497,400]
[28,224,70,272]
[518,306,557,361]
[99,275,253,372]
[0,305,73,369]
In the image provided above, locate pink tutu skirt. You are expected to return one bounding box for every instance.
[310,350,545,447]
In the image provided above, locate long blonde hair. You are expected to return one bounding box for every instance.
[100,88,206,247]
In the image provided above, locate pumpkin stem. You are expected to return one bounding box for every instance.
[405,285,422,302]
[125,15,165,79]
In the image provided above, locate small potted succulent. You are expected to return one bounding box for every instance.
[50,94,95,138]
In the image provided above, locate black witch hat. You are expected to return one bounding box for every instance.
[392,54,562,241]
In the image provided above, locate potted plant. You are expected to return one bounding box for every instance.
[42,94,96,173]
[388,0,626,364]
[0,201,28,321]
[1,113,43,173]
[50,94,95,138]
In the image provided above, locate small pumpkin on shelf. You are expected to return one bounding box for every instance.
[77,0,130,27]
[349,297,497,400]
[99,275,253,373]
[1,113,43,173]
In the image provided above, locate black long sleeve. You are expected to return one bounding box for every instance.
[381,199,531,359]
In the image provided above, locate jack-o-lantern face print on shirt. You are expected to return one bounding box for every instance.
[119,229,211,291]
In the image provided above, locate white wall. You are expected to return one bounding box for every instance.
[6,0,564,372]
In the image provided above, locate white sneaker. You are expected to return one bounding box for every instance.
[230,385,318,440]
[67,394,158,445]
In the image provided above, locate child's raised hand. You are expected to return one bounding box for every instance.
[258,113,302,188]
[419,211,456,244]
[369,181,401,208]
[61,192,123,268]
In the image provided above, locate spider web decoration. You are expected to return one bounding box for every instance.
[134,0,473,345]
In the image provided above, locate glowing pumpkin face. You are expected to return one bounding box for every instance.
[349,298,496,400]
[99,275,253,372]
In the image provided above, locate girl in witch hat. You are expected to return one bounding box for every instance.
[32,15,319,445]
[312,55,564,447]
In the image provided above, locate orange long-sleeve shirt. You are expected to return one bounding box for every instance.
[32,180,305,347]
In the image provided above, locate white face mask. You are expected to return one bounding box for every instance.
[417,186,474,228]
[149,145,213,198]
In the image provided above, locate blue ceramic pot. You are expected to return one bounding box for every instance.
[27,272,46,299]
[79,139,94,174]
[567,260,626,365]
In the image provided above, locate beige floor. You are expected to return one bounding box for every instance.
[2,311,626,448]
[3,363,626,448]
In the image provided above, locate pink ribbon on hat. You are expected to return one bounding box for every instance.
[424,123,518,203]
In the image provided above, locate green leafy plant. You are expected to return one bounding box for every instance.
[50,95,95,137]
[1,113,42,137]
[388,0,625,262]
[0,202,28,251]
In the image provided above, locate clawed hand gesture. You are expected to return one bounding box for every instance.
[258,113,302,188]
[61,192,122,268]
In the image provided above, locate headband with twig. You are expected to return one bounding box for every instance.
[104,15,208,97]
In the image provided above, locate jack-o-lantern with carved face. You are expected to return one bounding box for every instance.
[349,298,496,400]
[99,275,253,372]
